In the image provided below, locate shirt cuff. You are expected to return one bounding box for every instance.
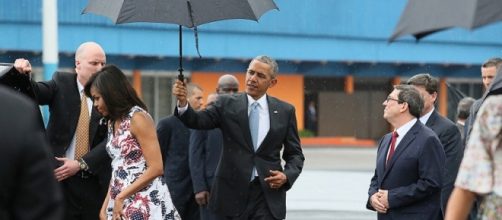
[177,101,188,115]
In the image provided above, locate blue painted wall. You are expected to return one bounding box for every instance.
[1,0,502,76]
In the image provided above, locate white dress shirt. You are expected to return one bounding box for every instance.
[387,118,417,161]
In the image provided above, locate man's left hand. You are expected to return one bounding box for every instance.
[54,157,80,181]
[264,170,287,189]
[378,189,389,208]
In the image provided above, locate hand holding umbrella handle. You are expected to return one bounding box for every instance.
[178,73,184,83]
[172,79,188,107]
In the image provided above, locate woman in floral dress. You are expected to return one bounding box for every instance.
[85,65,180,220]
[445,94,502,220]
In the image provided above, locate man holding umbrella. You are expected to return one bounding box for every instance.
[173,55,304,220]
[13,42,110,220]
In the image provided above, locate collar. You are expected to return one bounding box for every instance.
[395,118,417,138]
[419,107,434,124]
[77,78,84,94]
[247,94,268,109]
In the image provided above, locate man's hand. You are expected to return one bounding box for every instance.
[54,157,80,181]
[370,192,387,213]
[377,189,389,209]
[172,79,187,107]
[264,170,287,189]
[195,191,210,206]
[13,58,32,74]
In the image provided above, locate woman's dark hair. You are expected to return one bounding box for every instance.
[84,64,147,120]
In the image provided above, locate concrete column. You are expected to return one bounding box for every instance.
[132,70,142,98]
[42,0,59,124]
[439,78,448,117]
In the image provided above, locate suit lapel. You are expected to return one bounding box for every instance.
[237,94,254,152]
[383,121,420,178]
[89,107,101,146]
[256,96,279,153]
[425,110,438,127]
[377,134,391,183]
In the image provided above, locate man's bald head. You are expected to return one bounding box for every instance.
[217,74,239,94]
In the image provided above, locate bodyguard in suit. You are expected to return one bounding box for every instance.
[13,42,110,220]
[189,74,240,220]
[157,83,204,220]
[367,85,445,220]
[173,55,305,220]
[0,85,63,220]
[406,73,463,215]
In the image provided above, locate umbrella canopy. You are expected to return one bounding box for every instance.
[389,0,502,42]
[83,0,278,80]
[83,0,277,28]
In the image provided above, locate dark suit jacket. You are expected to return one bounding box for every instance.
[30,72,110,188]
[464,99,483,145]
[0,86,63,220]
[425,110,463,214]
[157,115,198,219]
[176,93,305,219]
[367,121,445,220]
[189,128,223,195]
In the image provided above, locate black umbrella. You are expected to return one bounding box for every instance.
[82,0,278,80]
[0,63,37,100]
[0,63,44,129]
[389,0,502,42]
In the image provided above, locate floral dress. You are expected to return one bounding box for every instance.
[455,95,502,219]
[106,106,180,220]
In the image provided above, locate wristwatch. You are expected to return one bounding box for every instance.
[78,158,89,171]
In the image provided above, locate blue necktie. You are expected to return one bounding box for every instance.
[249,102,260,151]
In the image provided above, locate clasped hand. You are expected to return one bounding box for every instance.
[370,189,389,213]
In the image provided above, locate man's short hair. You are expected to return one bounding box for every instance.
[187,83,203,97]
[406,73,439,95]
[253,55,279,78]
[395,84,424,118]
[457,97,475,120]
[482,57,502,70]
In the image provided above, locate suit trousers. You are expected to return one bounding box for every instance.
[226,178,278,220]
[62,171,105,220]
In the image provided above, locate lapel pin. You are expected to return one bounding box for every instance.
[273,110,278,114]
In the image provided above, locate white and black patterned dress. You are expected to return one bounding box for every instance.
[106,106,180,220]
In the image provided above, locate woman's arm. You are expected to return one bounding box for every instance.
[112,111,164,219]
[100,187,111,220]
[445,187,476,220]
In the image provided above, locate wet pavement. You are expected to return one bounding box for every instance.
[286,147,378,220]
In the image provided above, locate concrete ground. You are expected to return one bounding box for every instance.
[285,147,378,220]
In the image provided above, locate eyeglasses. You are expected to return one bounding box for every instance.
[385,97,404,104]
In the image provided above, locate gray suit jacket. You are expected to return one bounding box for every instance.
[176,93,304,219]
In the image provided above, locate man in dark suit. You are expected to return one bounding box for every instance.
[464,58,502,144]
[406,73,463,216]
[0,85,63,220]
[367,85,445,220]
[13,42,110,220]
[157,83,204,220]
[455,97,475,142]
[173,55,305,220]
[189,74,240,220]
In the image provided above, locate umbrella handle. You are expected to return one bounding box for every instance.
[178,73,184,82]
[178,25,184,82]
